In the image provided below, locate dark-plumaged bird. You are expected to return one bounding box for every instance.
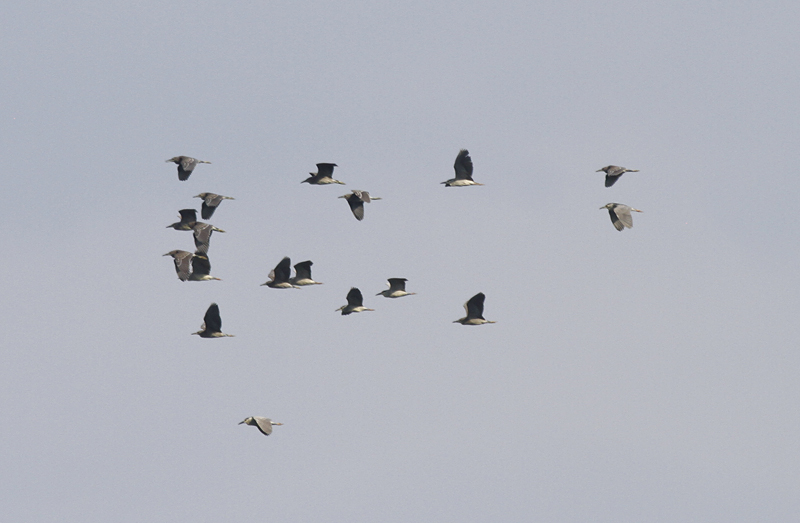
[600,203,643,231]
[454,292,495,325]
[442,149,482,186]
[194,192,235,220]
[163,250,206,281]
[596,165,639,187]
[376,278,415,298]
[261,256,299,288]
[239,417,283,436]
[302,163,344,185]
[191,222,225,254]
[291,260,322,286]
[339,190,381,221]
[166,209,198,231]
[167,156,211,181]
[187,251,221,281]
[192,303,233,337]
[336,287,374,315]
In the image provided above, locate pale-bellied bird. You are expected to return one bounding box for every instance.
[167,156,210,181]
[302,163,344,185]
[442,149,482,186]
[291,260,322,286]
[261,256,299,288]
[336,287,374,315]
[192,303,233,337]
[600,203,643,231]
[239,417,283,436]
[454,292,495,325]
[339,190,381,221]
[376,278,415,298]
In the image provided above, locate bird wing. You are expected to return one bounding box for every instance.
[203,303,223,333]
[273,257,292,282]
[605,166,625,177]
[614,205,634,228]
[193,223,213,253]
[254,417,273,435]
[454,149,473,180]
[608,208,624,231]
[200,194,223,219]
[604,174,621,187]
[465,293,486,319]
[173,251,193,281]
[317,163,336,177]
[294,261,313,280]
[179,209,198,225]
[181,157,199,172]
[346,195,365,221]
[191,253,212,276]
[387,278,406,292]
[347,287,364,307]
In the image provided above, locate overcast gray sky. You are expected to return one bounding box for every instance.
[2,1,799,521]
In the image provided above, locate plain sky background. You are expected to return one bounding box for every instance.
[2,1,799,521]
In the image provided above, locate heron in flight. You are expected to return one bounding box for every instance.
[192,303,233,337]
[442,149,482,187]
[336,287,374,315]
[339,190,381,221]
[165,210,225,254]
[376,278,415,298]
[163,250,206,281]
[454,292,495,325]
[239,417,283,436]
[166,209,198,231]
[600,203,643,231]
[261,257,299,288]
[194,192,234,219]
[302,163,344,185]
[596,165,639,188]
[291,260,322,286]
[167,156,210,181]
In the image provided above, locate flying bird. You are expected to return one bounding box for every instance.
[336,287,374,315]
[192,303,233,337]
[376,278,415,298]
[339,190,381,221]
[194,192,235,219]
[261,256,299,288]
[302,163,344,185]
[191,222,225,254]
[442,149,482,186]
[239,417,283,436]
[187,251,221,281]
[163,250,205,281]
[291,260,322,286]
[600,203,643,231]
[453,292,495,325]
[166,209,198,231]
[596,165,639,187]
[167,156,210,181]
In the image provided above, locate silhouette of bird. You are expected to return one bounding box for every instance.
[291,260,322,286]
[336,287,374,315]
[302,163,344,185]
[194,192,234,219]
[261,256,299,288]
[166,209,198,231]
[596,165,639,187]
[191,222,225,254]
[167,156,210,181]
[192,303,233,337]
[339,190,381,221]
[163,250,205,281]
[454,292,495,325]
[376,278,415,298]
[442,149,482,186]
[600,203,643,231]
[239,417,283,436]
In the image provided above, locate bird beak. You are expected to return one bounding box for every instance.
[596,169,603,172]
[238,420,245,425]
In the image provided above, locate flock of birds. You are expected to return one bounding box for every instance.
[163,152,642,436]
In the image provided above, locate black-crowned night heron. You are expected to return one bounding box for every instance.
[376,278,415,298]
[302,163,344,185]
[166,209,198,231]
[291,260,322,286]
[163,250,206,281]
[167,156,210,181]
[192,303,233,337]
[261,256,299,288]
[442,149,482,187]
[336,287,374,315]
[454,292,495,325]
[191,223,225,254]
[194,192,234,220]
[600,203,643,231]
[596,165,639,188]
[239,417,283,436]
[187,251,221,281]
[339,190,381,221]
